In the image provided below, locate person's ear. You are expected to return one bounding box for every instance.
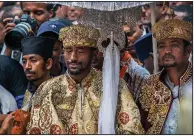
[48,9,54,18]
[46,58,53,70]
[185,45,192,58]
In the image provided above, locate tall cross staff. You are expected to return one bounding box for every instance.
[150,3,159,74]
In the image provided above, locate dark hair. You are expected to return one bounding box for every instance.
[183,40,191,48]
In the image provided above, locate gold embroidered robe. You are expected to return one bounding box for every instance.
[138,62,192,134]
[22,90,33,111]
[26,69,144,134]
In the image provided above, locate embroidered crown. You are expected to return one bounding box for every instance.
[152,19,192,42]
[59,24,100,48]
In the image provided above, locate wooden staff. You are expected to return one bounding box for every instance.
[150,3,159,74]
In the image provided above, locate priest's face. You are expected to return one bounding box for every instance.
[22,54,48,82]
[157,38,191,69]
[22,2,53,26]
[63,46,94,75]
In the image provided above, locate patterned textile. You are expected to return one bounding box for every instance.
[10,109,30,134]
[21,82,38,112]
[22,78,55,111]
[139,62,192,134]
[22,89,33,112]
[59,25,100,48]
[161,82,179,134]
[152,19,192,42]
[125,58,150,102]
[26,69,144,134]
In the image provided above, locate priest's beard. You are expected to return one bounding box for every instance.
[161,54,177,68]
[67,58,92,75]
[163,62,177,69]
[68,61,92,75]
[25,64,48,82]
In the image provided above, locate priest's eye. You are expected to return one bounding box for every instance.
[22,60,26,64]
[158,45,165,49]
[171,44,179,48]
[34,10,44,16]
[78,50,84,54]
[65,49,72,53]
[31,59,37,63]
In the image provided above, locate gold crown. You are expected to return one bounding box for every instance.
[59,24,100,48]
[152,19,192,42]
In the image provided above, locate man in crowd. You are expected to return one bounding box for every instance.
[3,2,54,38]
[2,2,54,58]
[0,5,22,56]
[138,19,192,134]
[21,36,55,111]
[37,19,72,76]
[26,25,144,134]
[140,2,174,33]
[2,2,54,35]
[0,36,55,135]
[20,2,54,26]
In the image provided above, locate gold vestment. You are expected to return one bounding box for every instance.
[139,62,192,134]
[26,69,144,134]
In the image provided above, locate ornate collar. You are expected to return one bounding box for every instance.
[158,62,192,86]
[179,62,193,85]
[65,68,96,87]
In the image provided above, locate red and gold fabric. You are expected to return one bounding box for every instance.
[138,62,192,134]
[26,69,144,134]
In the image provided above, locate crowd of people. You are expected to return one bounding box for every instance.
[0,1,192,134]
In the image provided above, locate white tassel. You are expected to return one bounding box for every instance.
[98,32,120,134]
